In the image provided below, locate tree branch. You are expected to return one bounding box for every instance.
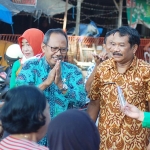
[113,0,119,11]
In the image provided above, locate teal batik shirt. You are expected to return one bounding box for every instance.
[16,56,86,119]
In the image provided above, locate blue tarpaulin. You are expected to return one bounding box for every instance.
[67,21,103,37]
[0,4,13,33]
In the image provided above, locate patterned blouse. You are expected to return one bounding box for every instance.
[84,63,95,84]
[84,63,95,103]
[89,57,150,150]
[16,56,86,119]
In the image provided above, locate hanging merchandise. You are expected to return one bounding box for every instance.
[126,0,150,28]
[11,0,37,6]
[72,6,75,19]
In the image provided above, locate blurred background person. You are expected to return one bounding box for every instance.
[0,85,50,150]
[85,29,117,126]
[85,29,117,94]
[47,109,100,150]
[10,28,44,88]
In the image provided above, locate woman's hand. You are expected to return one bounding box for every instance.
[121,102,144,122]
[147,143,150,150]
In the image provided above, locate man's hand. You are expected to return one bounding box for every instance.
[93,51,109,66]
[44,65,56,86]
[54,60,63,89]
[39,66,56,90]
[39,60,63,90]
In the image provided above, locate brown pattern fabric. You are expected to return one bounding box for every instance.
[89,57,150,150]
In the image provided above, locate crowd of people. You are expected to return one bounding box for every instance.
[0,25,149,150]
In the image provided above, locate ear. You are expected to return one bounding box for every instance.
[41,43,46,53]
[132,44,138,54]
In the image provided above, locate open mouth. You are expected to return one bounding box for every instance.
[52,56,63,61]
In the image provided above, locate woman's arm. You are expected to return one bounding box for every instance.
[10,60,21,89]
[142,112,150,128]
[121,102,144,121]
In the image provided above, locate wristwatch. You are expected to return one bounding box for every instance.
[60,83,68,92]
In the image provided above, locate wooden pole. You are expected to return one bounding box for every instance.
[75,0,83,35]
[118,0,123,27]
[63,0,68,32]
[113,0,123,27]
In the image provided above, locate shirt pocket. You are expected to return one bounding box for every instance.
[99,81,117,107]
[127,78,147,105]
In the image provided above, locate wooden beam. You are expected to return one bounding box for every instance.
[118,0,123,27]
[75,0,83,35]
[113,0,119,11]
[63,0,69,32]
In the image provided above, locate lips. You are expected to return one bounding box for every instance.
[24,53,30,56]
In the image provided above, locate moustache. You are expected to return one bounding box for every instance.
[113,52,122,56]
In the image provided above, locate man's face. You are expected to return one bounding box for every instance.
[42,33,67,68]
[103,34,114,58]
[110,32,137,63]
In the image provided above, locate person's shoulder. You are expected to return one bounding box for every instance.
[13,59,21,67]
[24,57,42,66]
[137,58,150,68]
[14,59,20,64]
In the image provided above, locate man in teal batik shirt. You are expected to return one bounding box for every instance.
[16,29,86,145]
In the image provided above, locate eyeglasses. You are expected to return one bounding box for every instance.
[46,44,68,54]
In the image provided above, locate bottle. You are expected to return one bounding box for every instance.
[117,86,126,107]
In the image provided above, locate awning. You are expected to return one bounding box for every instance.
[0,4,14,33]
[0,0,73,19]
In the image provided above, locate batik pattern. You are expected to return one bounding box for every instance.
[16,57,86,146]
[89,57,150,150]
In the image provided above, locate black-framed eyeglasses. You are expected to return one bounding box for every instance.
[46,44,68,54]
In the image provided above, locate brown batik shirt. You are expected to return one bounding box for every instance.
[89,57,150,150]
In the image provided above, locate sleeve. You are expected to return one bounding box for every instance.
[84,63,95,84]
[15,61,35,86]
[142,112,150,128]
[10,60,20,89]
[59,66,86,105]
[88,68,101,101]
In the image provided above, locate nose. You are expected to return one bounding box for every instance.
[22,45,29,52]
[113,45,120,52]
